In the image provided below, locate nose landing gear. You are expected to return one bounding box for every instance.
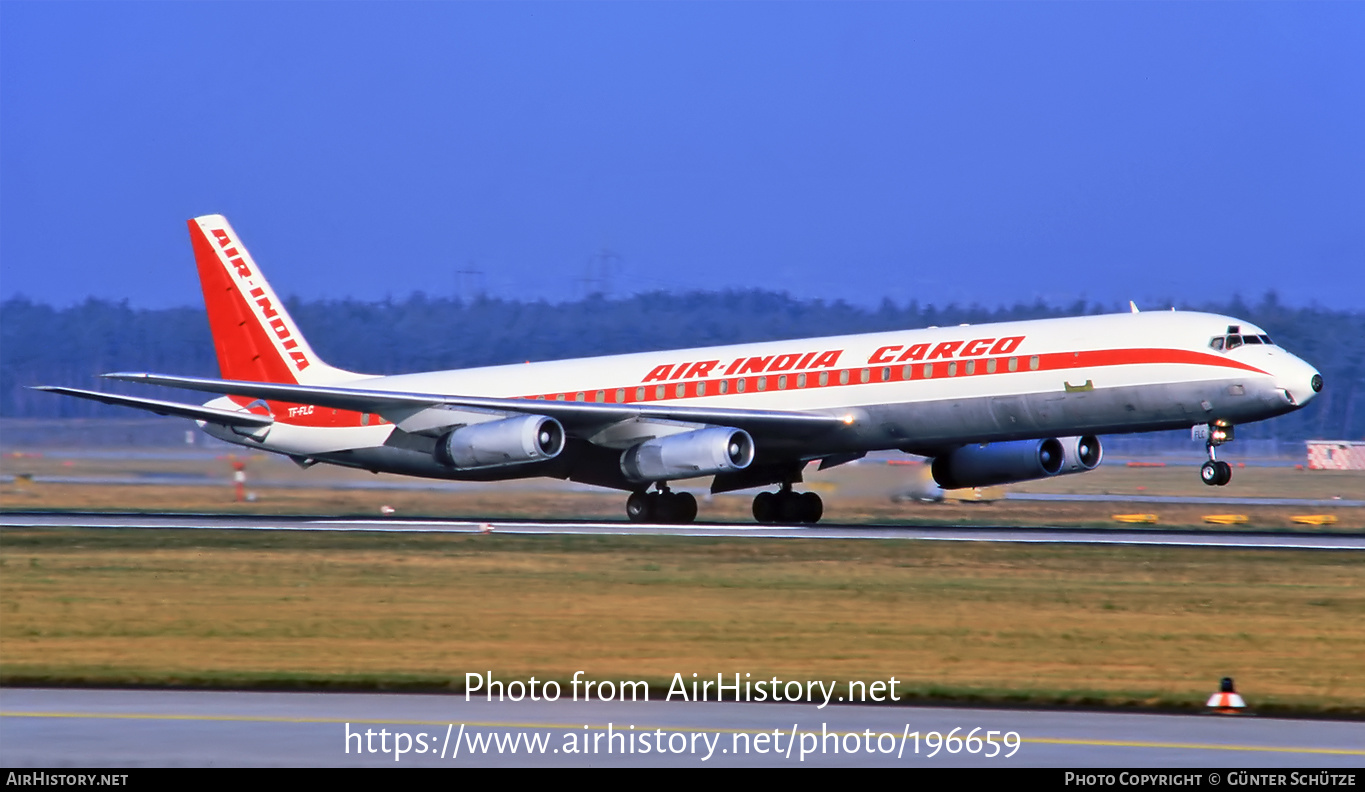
[1194,422,1235,487]
[752,483,824,524]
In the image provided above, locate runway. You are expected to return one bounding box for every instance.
[2,688,1361,767]
[3,511,1363,551]
[4,472,1363,508]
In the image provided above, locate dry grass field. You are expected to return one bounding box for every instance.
[2,528,1362,714]
[3,447,1361,714]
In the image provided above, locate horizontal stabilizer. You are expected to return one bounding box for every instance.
[32,386,274,428]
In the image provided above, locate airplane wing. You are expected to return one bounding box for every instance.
[99,372,851,442]
[31,386,274,429]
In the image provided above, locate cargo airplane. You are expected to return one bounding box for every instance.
[39,215,1324,524]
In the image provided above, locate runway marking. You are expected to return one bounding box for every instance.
[4,710,1362,757]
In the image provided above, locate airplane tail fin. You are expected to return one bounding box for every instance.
[188,215,360,385]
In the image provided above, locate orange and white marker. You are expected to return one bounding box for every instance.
[1206,677,1246,714]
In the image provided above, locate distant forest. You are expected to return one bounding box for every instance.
[3,291,1361,441]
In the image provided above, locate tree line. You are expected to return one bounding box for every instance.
[2,291,1360,441]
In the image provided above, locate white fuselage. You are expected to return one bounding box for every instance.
[201,309,1320,485]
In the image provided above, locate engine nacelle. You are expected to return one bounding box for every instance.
[1059,435,1103,474]
[435,415,565,470]
[931,437,1065,490]
[621,427,755,484]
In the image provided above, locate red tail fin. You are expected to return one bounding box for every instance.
[189,215,357,384]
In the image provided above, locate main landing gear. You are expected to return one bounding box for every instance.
[626,485,698,524]
[752,483,823,524]
[1194,422,1235,487]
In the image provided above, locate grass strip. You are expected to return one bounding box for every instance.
[2,528,1362,716]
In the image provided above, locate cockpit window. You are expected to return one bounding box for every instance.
[1211,332,1273,352]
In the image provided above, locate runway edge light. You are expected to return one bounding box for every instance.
[1206,677,1247,715]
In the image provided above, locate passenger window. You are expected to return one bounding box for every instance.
[819,371,829,386]
[1029,356,1040,370]
[676,383,686,397]
[635,387,645,401]
[697,382,706,396]
[719,380,729,394]
[616,389,625,402]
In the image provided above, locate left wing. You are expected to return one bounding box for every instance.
[100,372,854,445]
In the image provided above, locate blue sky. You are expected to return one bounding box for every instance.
[2,2,1362,310]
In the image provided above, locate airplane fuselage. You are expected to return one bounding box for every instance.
[200,308,1318,491]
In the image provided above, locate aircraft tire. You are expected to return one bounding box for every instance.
[1216,461,1233,486]
[673,492,698,523]
[626,491,653,522]
[752,491,777,523]
[800,491,823,524]
[1200,461,1220,486]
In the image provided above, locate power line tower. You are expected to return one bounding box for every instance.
[454,266,486,303]
[577,247,622,299]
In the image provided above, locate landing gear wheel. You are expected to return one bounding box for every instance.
[799,491,823,524]
[752,491,777,523]
[673,492,698,523]
[626,491,652,522]
[753,489,823,524]
[1200,460,1234,487]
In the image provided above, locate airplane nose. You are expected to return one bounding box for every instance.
[1279,359,1322,407]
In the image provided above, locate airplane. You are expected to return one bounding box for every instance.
[37,215,1324,524]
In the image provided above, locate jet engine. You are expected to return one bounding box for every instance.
[931,437,1065,490]
[621,427,755,484]
[1059,435,1103,474]
[435,415,565,470]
